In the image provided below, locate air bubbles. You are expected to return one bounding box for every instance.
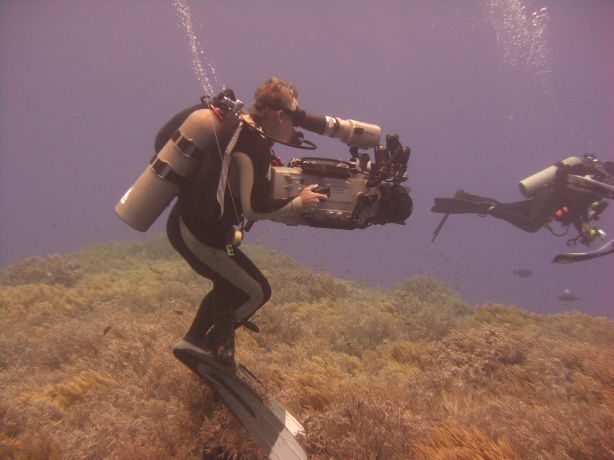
[487,0,552,89]
[172,0,221,96]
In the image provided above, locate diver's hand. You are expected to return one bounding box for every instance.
[299,184,328,212]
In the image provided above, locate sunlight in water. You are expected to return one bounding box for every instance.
[487,0,551,87]
[172,0,221,96]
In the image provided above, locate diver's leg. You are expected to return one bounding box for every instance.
[184,291,216,343]
[204,294,237,369]
[487,201,540,231]
[167,207,225,346]
[177,222,270,370]
[431,188,561,233]
[488,189,560,233]
[224,246,271,324]
[201,247,271,369]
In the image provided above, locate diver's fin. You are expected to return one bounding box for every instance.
[431,213,450,243]
[172,340,307,460]
[431,189,466,242]
[236,364,305,438]
[552,239,614,264]
[431,197,493,215]
[431,189,497,241]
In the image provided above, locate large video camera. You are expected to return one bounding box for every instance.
[269,111,413,229]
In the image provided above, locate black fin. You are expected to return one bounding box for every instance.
[432,197,492,215]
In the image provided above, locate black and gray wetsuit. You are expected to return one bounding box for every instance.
[166,119,301,346]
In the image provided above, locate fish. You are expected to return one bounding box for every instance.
[513,269,533,277]
[558,289,581,302]
[103,325,112,335]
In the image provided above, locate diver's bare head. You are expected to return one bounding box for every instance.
[249,77,299,143]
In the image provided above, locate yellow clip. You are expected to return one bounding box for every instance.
[225,244,235,256]
[233,229,244,245]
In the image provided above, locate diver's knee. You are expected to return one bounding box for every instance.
[260,278,272,305]
[234,280,270,322]
[516,221,543,233]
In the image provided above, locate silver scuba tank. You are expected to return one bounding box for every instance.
[115,106,240,232]
[518,156,583,198]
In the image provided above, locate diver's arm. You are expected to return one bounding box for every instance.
[248,147,296,213]
[233,151,302,221]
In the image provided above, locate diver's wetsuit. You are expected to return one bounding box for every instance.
[432,163,599,233]
[165,117,301,367]
[467,187,566,233]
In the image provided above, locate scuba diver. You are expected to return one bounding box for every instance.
[431,154,614,248]
[163,78,328,369]
[115,77,413,370]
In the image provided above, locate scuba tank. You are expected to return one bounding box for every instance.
[115,93,242,232]
[518,156,583,198]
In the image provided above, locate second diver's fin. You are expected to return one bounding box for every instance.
[431,189,497,242]
[431,189,481,242]
[431,188,464,242]
[431,213,450,243]
[552,239,614,264]
[431,197,494,215]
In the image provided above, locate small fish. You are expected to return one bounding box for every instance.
[103,325,112,335]
[558,289,581,302]
[513,269,533,277]
[173,310,184,315]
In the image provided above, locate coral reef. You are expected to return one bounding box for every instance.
[1,235,612,459]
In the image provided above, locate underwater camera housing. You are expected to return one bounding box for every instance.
[269,132,413,229]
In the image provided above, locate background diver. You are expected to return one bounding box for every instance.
[431,154,614,248]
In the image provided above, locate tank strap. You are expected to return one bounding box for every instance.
[171,128,203,159]
[148,128,206,188]
[150,158,187,188]
[216,122,244,216]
